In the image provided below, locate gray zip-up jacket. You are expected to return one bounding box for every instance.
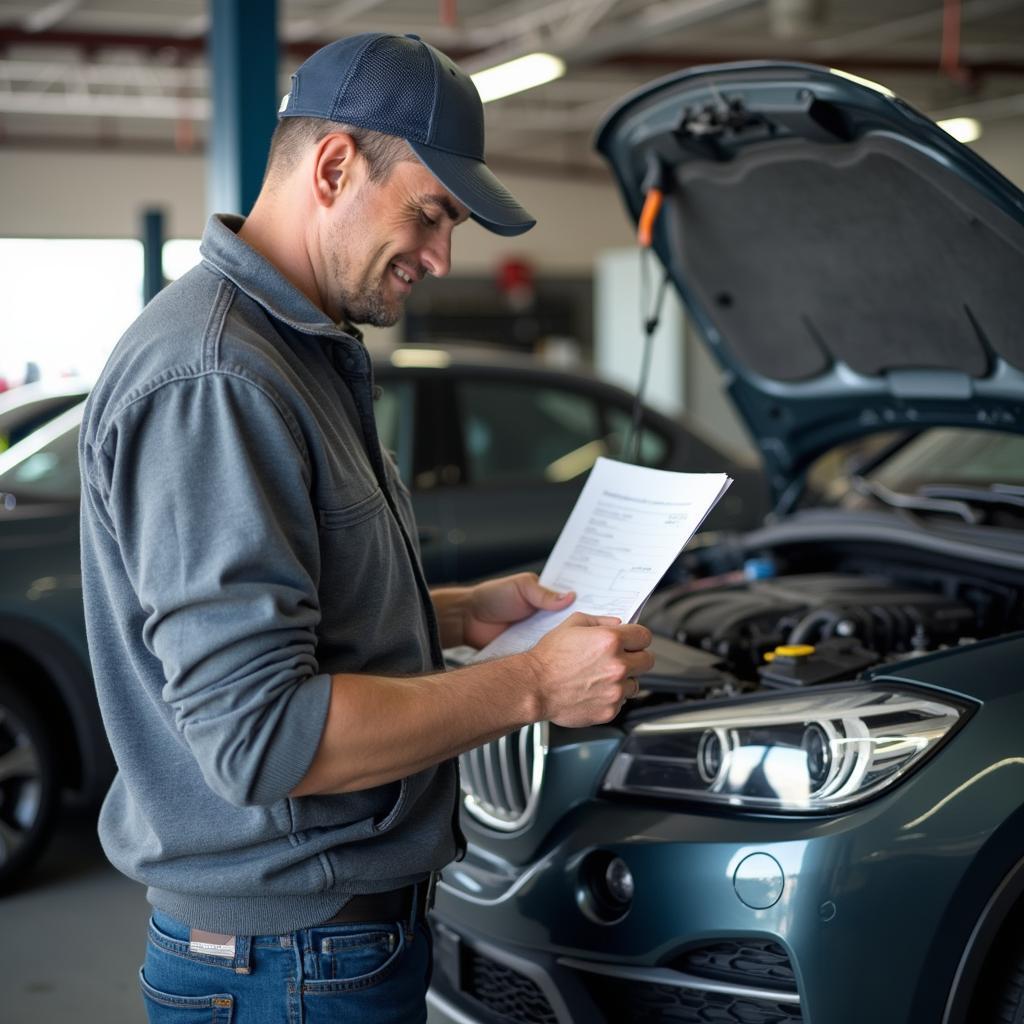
[79,214,460,936]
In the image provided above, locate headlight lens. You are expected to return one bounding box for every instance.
[602,686,967,812]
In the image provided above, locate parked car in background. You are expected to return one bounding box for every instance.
[0,406,107,891]
[427,63,1024,1024]
[0,349,766,890]
[373,344,768,581]
[0,378,89,453]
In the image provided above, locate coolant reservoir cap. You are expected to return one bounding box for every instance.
[774,644,816,658]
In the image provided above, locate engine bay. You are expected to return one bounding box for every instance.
[638,542,1024,702]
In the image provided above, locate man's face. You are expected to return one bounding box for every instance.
[324,157,470,327]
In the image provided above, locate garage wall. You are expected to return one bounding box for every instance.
[0,149,635,272]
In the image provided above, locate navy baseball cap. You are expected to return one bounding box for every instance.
[278,33,536,237]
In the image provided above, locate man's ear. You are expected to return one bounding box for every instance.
[311,132,361,208]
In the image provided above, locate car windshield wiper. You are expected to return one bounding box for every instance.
[917,483,1024,513]
[850,475,982,524]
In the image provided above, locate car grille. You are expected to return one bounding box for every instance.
[565,939,802,1023]
[674,938,797,991]
[464,947,559,1024]
[579,974,804,1023]
[459,721,548,831]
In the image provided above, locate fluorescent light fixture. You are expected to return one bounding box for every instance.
[471,52,566,104]
[937,117,982,144]
[390,348,451,369]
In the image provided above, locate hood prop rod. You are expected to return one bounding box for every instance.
[625,152,672,465]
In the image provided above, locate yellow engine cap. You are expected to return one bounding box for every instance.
[774,644,816,658]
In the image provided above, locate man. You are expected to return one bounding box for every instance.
[79,32,653,1023]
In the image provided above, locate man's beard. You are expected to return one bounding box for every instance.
[325,220,403,328]
[338,275,401,327]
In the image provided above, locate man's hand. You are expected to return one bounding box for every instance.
[523,612,654,727]
[459,572,575,650]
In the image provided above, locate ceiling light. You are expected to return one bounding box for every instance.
[937,117,982,144]
[390,348,451,369]
[471,53,566,104]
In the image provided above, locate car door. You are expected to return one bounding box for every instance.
[373,368,455,583]
[436,369,624,581]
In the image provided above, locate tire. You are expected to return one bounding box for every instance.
[0,679,60,892]
[993,936,1024,1024]
[971,919,1024,1024]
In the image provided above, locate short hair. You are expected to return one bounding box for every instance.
[263,117,413,187]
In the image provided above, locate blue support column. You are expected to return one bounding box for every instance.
[142,207,166,305]
[207,0,279,216]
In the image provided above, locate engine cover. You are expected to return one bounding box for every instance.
[644,572,977,679]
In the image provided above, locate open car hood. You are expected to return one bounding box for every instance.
[595,62,1024,502]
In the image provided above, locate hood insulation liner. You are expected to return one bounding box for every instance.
[664,133,1024,382]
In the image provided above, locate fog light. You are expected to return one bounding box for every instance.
[578,851,634,923]
[604,857,635,905]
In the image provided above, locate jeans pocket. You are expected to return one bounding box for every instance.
[302,923,429,1024]
[147,914,245,972]
[311,921,405,988]
[139,967,234,1023]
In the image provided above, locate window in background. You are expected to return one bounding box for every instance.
[163,239,202,283]
[0,238,143,384]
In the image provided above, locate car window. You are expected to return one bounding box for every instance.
[0,417,82,500]
[0,394,87,451]
[374,377,415,484]
[604,406,670,467]
[456,379,605,484]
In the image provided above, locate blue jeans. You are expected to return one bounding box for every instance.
[140,908,433,1023]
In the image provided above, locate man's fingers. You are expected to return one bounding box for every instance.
[563,612,621,628]
[619,624,654,651]
[623,649,655,675]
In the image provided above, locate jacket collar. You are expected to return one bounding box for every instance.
[199,213,364,344]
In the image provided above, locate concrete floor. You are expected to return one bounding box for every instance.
[1,808,449,1023]
[1,808,150,1023]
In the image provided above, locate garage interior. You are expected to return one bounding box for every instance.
[2,2,1024,1023]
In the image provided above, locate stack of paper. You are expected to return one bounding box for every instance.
[474,457,732,661]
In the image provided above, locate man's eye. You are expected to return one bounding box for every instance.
[419,211,438,228]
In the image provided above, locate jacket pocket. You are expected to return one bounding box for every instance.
[318,488,386,529]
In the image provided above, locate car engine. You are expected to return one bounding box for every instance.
[639,554,1024,700]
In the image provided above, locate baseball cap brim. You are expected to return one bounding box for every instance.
[409,141,536,237]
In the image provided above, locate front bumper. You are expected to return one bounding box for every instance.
[427,762,999,1024]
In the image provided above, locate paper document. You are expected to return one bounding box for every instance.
[474,457,732,661]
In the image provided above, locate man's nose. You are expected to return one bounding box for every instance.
[420,233,452,278]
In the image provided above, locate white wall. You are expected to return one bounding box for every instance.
[594,248,686,417]
[0,149,635,272]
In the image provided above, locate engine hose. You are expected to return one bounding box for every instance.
[788,607,843,646]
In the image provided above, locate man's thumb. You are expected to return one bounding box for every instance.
[536,583,574,607]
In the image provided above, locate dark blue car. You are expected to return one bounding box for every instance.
[427,63,1024,1024]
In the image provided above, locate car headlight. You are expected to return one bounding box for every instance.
[602,685,968,813]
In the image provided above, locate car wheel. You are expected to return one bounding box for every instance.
[971,921,1024,1024]
[0,678,59,891]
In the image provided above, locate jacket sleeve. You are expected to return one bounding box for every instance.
[95,371,332,807]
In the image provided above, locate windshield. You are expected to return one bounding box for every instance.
[806,427,1024,522]
[0,405,84,501]
[869,429,1024,491]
